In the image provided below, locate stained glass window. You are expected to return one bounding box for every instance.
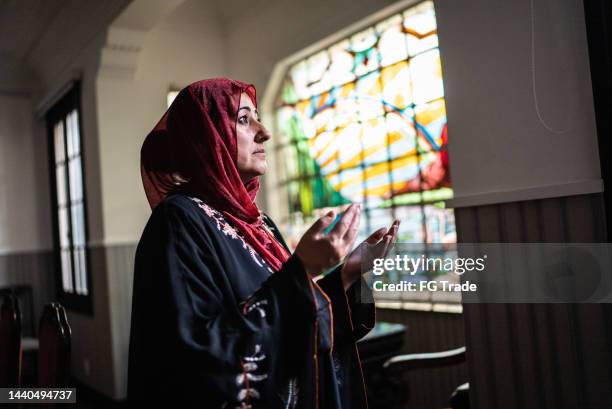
[273,1,456,304]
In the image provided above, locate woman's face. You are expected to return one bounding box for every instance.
[236,92,271,183]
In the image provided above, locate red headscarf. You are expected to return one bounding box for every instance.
[140,77,290,271]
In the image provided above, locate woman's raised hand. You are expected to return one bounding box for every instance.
[340,219,400,291]
[294,203,362,279]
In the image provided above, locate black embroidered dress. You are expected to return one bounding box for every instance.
[127,193,376,408]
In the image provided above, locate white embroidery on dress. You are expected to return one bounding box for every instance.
[243,299,268,318]
[235,344,268,409]
[189,197,266,267]
[189,197,278,409]
[283,377,299,409]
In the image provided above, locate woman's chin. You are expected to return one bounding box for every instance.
[255,162,267,175]
[241,167,267,183]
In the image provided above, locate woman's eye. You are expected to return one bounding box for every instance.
[239,115,248,125]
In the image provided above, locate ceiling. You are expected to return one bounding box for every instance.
[0,0,282,91]
[0,0,68,62]
[0,0,280,65]
[214,0,275,25]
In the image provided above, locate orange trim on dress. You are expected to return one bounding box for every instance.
[306,278,320,409]
[313,279,335,354]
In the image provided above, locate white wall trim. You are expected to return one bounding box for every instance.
[0,247,53,257]
[99,27,147,80]
[446,179,604,208]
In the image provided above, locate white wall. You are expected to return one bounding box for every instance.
[0,93,52,253]
[435,0,601,206]
[0,50,52,254]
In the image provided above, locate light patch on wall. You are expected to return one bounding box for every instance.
[167,90,179,108]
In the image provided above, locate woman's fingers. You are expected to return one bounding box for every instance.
[329,203,360,238]
[342,206,361,249]
[382,220,400,257]
[391,220,400,242]
[308,209,337,236]
[299,206,397,276]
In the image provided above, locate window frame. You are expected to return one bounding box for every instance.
[46,81,94,316]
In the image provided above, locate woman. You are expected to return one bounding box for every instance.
[127,78,399,408]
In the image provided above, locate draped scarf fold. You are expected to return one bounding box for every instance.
[140,78,290,271]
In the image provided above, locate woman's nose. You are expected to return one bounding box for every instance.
[256,123,272,142]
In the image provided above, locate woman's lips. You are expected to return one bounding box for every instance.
[253,150,266,155]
